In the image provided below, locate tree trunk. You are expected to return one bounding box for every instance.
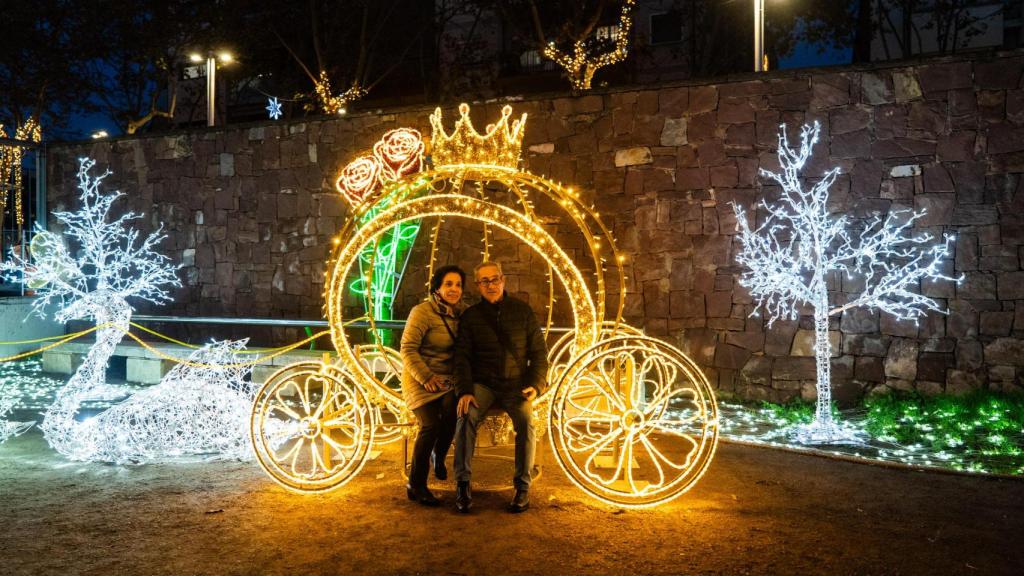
[812,305,834,431]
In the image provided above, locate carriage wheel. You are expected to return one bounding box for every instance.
[352,345,410,445]
[251,362,375,493]
[549,336,719,508]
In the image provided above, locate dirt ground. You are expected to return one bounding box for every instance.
[1,430,1022,576]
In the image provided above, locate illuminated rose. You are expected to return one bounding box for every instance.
[336,155,381,206]
[374,128,424,181]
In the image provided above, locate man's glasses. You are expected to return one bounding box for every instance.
[476,275,503,287]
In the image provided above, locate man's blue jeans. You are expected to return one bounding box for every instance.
[454,383,536,490]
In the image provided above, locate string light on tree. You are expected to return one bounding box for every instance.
[543,0,636,91]
[731,122,963,445]
[313,71,366,115]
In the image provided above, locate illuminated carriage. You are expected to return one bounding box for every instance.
[250,104,719,507]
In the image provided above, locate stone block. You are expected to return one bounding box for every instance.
[726,330,765,353]
[855,356,885,382]
[957,272,997,300]
[893,71,922,101]
[937,131,977,162]
[946,370,982,395]
[984,338,1024,367]
[922,164,954,192]
[872,138,935,158]
[706,292,732,317]
[917,61,972,93]
[660,118,687,146]
[764,320,799,356]
[772,356,816,380]
[842,334,891,356]
[956,339,983,370]
[980,312,1014,336]
[916,380,945,395]
[219,153,235,177]
[740,356,772,385]
[880,313,918,338]
[714,343,752,370]
[885,338,919,380]
[718,98,755,124]
[689,86,718,114]
[840,307,879,334]
[987,125,1024,155]
[126,357,173,385]
[614,147,652,167]
[831,130,871,159]
[790,329,841,357]
[975,56,1024,90]
[861,73,892,105]
[951,205,998,226]
[917,352,954,382]
[995,270,1024,301]
[41,350,82,375]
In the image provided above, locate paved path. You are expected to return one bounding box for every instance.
[2,432,1022,575]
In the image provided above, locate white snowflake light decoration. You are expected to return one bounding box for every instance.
[732,122,961,444]
[266,96,283,120]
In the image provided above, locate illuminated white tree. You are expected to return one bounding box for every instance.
[732,122,960,443]
[1,159,256,463]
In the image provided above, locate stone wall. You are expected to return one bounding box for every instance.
[48,50,1024,402]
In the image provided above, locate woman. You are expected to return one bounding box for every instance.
[400,264,466,506]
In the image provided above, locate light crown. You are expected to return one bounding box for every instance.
[429,103,525,169]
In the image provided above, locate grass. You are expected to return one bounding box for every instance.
[757,391,1024,474]
[863,391,1024,474]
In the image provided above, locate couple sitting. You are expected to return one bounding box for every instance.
[400,260,547,513]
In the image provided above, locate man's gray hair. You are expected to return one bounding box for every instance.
[474,260,503,278]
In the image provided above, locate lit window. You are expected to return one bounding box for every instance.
[595,24,621,41]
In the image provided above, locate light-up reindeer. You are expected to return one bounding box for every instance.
[2,158,253,462]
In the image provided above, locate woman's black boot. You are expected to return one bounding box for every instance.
[406,483,441,506]
[431,451,448,480]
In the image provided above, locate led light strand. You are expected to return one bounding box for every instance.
[732,122,963,444]
[253,104,718,506]
[543,0,636,91]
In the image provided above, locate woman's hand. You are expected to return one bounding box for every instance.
[423,375,448,392]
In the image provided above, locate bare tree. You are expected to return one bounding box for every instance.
[501,0,637,92]
[257,0,430,115]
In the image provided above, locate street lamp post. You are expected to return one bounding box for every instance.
[190,51,234,127]
[754,0,766,72]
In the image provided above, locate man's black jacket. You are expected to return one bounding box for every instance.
[453,292,549,397]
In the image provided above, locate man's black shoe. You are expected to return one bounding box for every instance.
[431,451,448,480]
[455,481,472,513]
[406,483,441,507]
[508,489,529,513]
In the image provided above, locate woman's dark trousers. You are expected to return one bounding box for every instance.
[409,392,457,488]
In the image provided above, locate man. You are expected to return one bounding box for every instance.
[452,261,548,513]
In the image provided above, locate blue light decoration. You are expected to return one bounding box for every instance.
[266,97,283,120]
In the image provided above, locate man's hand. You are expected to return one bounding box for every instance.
[522,387,537,401]
[457,394,478,417]
[423,375,447,392]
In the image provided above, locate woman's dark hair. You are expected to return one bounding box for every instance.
[430,265,466,293]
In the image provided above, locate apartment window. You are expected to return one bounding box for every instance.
[595,24,621,41]
[650,11,683,45]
